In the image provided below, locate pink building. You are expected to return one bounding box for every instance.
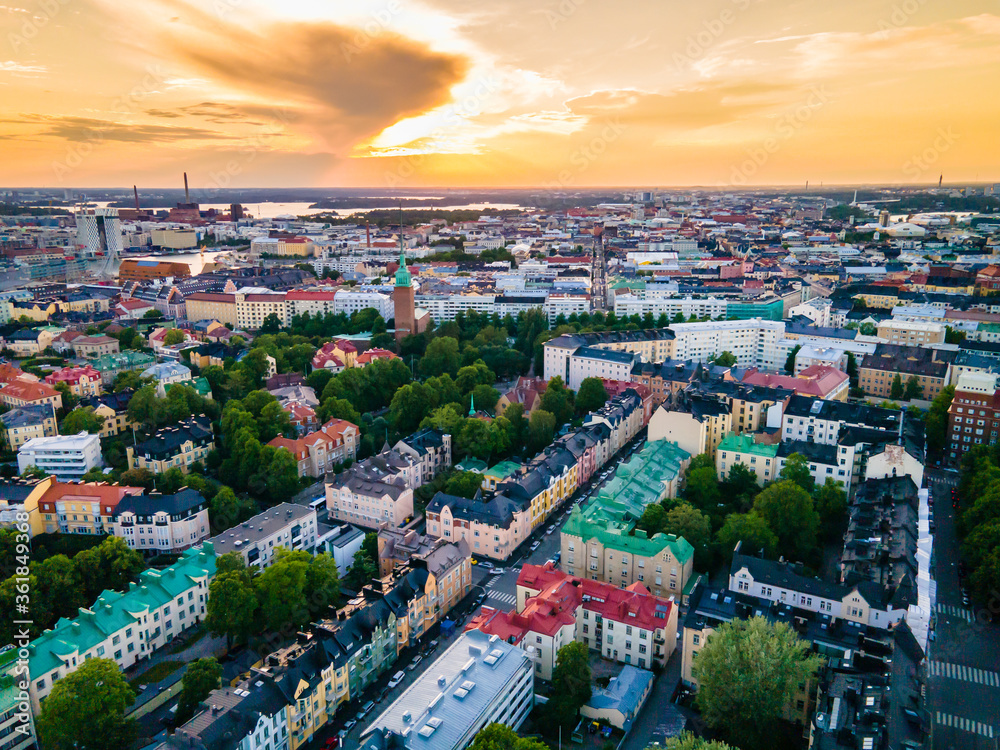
[45,365,103,398]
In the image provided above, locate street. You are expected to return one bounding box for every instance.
[925,469,1000,749]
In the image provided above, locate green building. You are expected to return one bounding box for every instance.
[91,350,156,385]
[560,439,696,599]
[716,431,779,484]
[727,297,784,321]
[482,460,521,491]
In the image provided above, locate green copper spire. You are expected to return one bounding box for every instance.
[468,392,475,417]
[394,251,411,287]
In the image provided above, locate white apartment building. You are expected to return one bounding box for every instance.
[414,292,498,321]
[236,292,290,329]
[26,544,216,713]
[567,347,638,390]
[544,294,590,322]
[670,319,785,369]
[614,294,727,320]
[363,629,534,750]
[285,290,339,318]
[788,298,833,327]
[209,504,318,568]
[17,432,103,480]
[729,552,906,629]
[112,489,211,555]
[333,289,394,320]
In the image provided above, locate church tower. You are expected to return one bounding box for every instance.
[393,252,414,342]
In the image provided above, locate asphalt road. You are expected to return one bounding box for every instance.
[925,469,1000,749]
[305,431,648,750]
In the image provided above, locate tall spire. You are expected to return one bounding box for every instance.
[468,392,475,417]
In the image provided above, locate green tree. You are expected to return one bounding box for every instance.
[969,546,1000,605]
[845,351,859,388]
[143,309,161,319]
[814,478,848,540]
[255,549,310,631]
[784,344,802,374]
[445,471,484,498]
[665,502,712,567]
[209,486,257,533]
[119,467,155,490]
[688,453,715,472]
[859,321,877,336]
[683,466,721,513]
[319,398,362,426]
[575,377,609,414]
[889,373,904,399]
[390,382,439,434]
[205,571,258,649]
[903,375,923,400]
[712,351,737,367]
[53,381,78,415]
[540,376,575,425]
[655,733,736,750]
[693,617,823,750]
[36,658,136,750]
[176,657,222,724]
[751,480,820,561]
[420,404,466,436]
[716,513,778,559]
[163,329,186,346]
[927,387,959,449]
[264,447,300,503]
[721,463,759,511]
[545,641,592,734]
[503,403,527,450]
[260,312,283,334]
[470,724,550,750]
[778,452,815,493]
[60,406,105,434]
[420,336,461,378]
[457,418,493,460]
[527,409,556,454]
[304,551,342,618]
[635,504,668,535]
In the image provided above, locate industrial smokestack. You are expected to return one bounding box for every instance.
[184,172,190,202]
[366,221,371,248]
[133,186,140,211]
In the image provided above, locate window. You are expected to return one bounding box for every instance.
[693,634,700,645]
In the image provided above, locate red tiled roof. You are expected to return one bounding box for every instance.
[0,380,61,402]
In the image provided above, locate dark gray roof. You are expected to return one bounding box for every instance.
[114,488,207,518]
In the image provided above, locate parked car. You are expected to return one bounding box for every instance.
[407,655,423,671]
[490,567,505,575]
[530,541,541,551]
[324,737,340,748]
[389,670,405,688]
[343,720,357,732]
[546,526,556,535]
[356,701,375,720]
[378,687,390,703]
[479,560,494,569]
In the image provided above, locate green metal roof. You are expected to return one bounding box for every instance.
[483,460,521,479]
[91,351,156,371]
[562,439,694,564]
[27,543,216,679]
[717,432,778,458]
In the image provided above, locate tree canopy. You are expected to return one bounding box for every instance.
[36,658,136,750]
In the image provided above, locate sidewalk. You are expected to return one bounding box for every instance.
[126,628,227,681]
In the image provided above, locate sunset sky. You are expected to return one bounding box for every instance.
[1,0,998,188]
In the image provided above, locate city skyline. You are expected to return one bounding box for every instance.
[1,0,998,188]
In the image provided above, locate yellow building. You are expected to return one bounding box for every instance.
[0,403,57,450]
[184,293,238,327]
[125,416,215,474]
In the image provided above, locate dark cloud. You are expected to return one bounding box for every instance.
[13,114,228,143]
[161,19,469,144]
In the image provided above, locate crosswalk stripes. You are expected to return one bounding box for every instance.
[486,591,517,607]
[928,661,1000,687]
[935,603,974,623]
[935,712,995,738]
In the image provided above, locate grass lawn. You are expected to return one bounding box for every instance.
[129,659,184,689]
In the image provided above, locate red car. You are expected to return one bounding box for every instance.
[324,738,339,749]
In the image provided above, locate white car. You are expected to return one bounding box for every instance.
[479,560,494,569]
[388,671,405,688]
[530,541,541,551]
[489,567,505,575]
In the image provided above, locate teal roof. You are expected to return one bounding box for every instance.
[454,458,487,473]
[27,543,216,679]
[0,648,22,713]
[562,439,694,564]
[92,351,156,371]
[164,376,212,398]
[484,461,521,480]
[394,252,412,287]
[718,432,778,458]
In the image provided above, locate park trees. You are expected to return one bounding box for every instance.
[693,617,822,750]
[36,658,136,750]
[544,641,592,734]
[175,658,223,724]
[575,377,609,414]
[751,481,820,561]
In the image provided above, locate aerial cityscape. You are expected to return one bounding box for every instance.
[1,3,999,750]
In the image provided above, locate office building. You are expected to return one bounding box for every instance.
[209,503,318,568]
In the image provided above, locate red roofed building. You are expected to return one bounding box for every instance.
[284,400,320,435]
[496,376,548,417]
[24,476,144,536]
[267,417,360,478]
[0,363,37,386]
[0,379,63,411]
[466,562,678,679]
[356,348,398,365]
[45,365,103,398]
[601,380,654,423]
[975,265,1000,294]
[114,297,155,319]
[740,364,849,401]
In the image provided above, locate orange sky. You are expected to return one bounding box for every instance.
[1,0,998,188]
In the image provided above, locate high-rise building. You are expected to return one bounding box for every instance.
[393,252,415,342]
[75,207,123,258]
